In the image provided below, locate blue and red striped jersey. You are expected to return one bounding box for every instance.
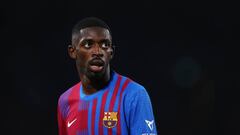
[57,71,157,135]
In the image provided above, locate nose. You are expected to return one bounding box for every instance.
[92,43,103,57]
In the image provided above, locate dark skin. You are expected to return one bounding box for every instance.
[68,27,114,95]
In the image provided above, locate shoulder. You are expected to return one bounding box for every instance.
[118,74,153,110]
[118,73,149,98]
[57,82,81,118]
[58,82,81,105]
[127,80,146,92]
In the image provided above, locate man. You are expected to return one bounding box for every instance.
[57,17,157,135]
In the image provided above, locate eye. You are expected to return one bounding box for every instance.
[101,41,111,49]
[81,40,93,49]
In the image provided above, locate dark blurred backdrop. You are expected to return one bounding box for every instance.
[1,0,239,135]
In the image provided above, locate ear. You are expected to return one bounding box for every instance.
[68,44,77,59]
[110,45,115,60]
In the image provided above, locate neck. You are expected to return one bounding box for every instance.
[80,70,111,95]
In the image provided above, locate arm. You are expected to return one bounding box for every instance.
[126,87,157,135]
[57,97,67,135]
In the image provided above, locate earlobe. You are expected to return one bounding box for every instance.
[68,45,77,59]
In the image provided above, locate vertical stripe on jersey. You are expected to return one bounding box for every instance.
[94,93,103,135]
[77,100,89,134]
[78,83,89,135]
[117,79,131,135]
[107,75,122,135]
[98,89,110,135]
[88,100,93,135]
[90,98,97,135]
[103,75,120,134]
[111,77,127,135]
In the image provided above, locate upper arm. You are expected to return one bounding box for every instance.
[124,84,157,135]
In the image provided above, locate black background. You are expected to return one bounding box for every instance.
[1,0,239,135]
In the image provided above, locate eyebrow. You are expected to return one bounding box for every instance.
[99,39,111,43]
[79,38,111,44]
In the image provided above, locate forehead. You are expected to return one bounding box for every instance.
[79,27,111,40]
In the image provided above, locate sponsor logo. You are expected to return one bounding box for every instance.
[67,118,77,128]
[145,120,154,131]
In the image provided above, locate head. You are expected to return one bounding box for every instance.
[68,17,114,80]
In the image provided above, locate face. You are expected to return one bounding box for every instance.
[68,27,113,79]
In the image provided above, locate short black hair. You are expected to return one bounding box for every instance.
[71,17,111,45]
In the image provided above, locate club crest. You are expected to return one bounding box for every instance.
[103,112,118,128]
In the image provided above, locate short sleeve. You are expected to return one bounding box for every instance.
[124,84,158,135]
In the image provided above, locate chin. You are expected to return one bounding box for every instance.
[87,69,106,80]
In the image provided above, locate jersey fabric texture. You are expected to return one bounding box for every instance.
[57,71,157,135]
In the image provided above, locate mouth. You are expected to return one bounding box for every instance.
[88,58,105,72]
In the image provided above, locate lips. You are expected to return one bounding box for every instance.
[88,58,105,72]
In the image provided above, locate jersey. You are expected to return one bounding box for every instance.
[57,71,157,135]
